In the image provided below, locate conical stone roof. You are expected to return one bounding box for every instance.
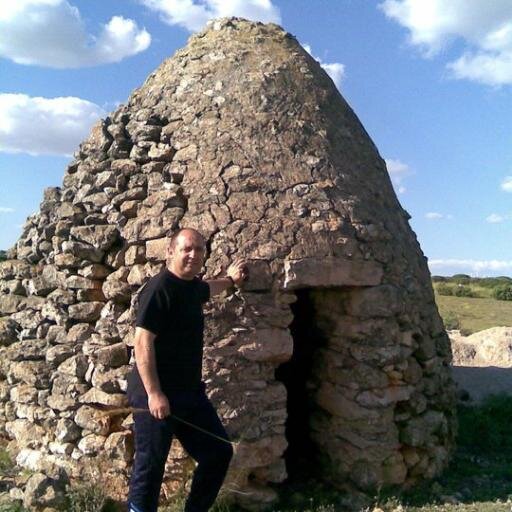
[0,17,455,508]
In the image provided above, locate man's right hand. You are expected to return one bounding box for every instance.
[148,391,171,419]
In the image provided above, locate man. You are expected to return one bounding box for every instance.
[127,228,247,512]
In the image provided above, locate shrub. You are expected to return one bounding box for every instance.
[443,311,460,330]
[493,285,512,301]
[458,394,512,452]
[66,483,116,512]
[453,285,475,297]
[436,283,453,296]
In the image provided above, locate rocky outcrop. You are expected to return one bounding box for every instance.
[0,17,455,509]
[450,327,512,403]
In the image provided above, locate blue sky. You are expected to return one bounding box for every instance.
[1,0,511,276]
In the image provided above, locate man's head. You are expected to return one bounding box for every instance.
[167,228,206,280]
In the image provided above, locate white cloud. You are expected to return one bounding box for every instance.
[139,0,281,32]
[385,158,411,194]
[425,212,443,220]
[0,0,151,68]
[0,207,15,213]
[380,0,512,86]
[303,45,345,90]
[486,213,506,223]
[501,176,512,192]
[0,93,105,156]
[429,258,512,275]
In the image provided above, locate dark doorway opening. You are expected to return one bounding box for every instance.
[275,288,326,483]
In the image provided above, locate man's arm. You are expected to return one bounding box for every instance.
[133,326,170,419]
[206,260,247,297]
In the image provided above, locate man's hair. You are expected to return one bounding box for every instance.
[168,228,205,250]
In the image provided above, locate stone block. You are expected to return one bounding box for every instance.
[146,237,168,261]
[74,405,110,435]
[68,302,104,322]
[347,285,404,318]
[238,329,293,363]
[94,343,129,368]
[283,257,383,289]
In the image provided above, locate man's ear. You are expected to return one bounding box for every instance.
[166,244,173,259]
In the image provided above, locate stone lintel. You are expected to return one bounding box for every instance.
[282,257,383,290]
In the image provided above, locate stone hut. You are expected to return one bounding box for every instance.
[0,18,456,509]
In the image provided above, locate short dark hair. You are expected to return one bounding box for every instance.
[168,228,205,250]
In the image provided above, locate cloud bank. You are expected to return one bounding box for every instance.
[0,0,151,68]
[380,0,512,86]
[429,258,512,276]
[0,93,105,156]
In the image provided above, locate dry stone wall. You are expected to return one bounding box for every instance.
[0,17,455,509]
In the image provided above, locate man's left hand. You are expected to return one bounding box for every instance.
[227,260,248,287]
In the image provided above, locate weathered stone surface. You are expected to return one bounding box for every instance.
[79,388,127,407]
[70,225,119,251]
[238,329,293,363]
[91,366,128,393]
[347,285,405,317]
[10,384,38,404]
[6,419,46,448]
[57,355,88,379]
[146,237,167,260]
[55,418,81,442]
[400,411,447,447]
[9,361,51,388]
[283,257,383,289]
[0,260,33,280]
[93,343,128,367]
[61,241,104,262]
[23,472,66,509]
[104,431,133,464]
[68,302,103,322]
[0,295,24,315]
[77,434,106,455]
[0,318,19,346]
[5,338,47,361]
[74,406,110,435]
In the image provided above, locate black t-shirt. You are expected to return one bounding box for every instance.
[130,269,210,393]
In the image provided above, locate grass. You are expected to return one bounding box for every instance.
[435,293,512,334]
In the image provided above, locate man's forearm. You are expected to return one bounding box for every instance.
[134,329,162,395]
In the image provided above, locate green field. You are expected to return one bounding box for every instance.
[435,293,512,334]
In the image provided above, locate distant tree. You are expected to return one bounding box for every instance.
[436,283,453,296]
[452,274,471,285]
[0,250,6,262]
[454,285,475,298]
[432,275,447,282]
[493,285,512,301]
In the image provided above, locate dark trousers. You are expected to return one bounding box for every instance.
[127,385,233,512]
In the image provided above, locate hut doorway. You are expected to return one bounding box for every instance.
[275,288,327,482]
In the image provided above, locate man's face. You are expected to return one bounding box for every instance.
[168,230,206,279]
